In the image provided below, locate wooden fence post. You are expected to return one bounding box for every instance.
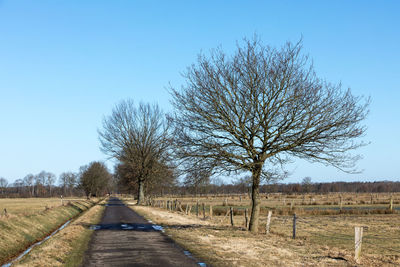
[196,201,199,217]
[244,208,249,229]
[292,213,296,239]
[61,195,63,206]
[209,205,213,218]
[202,203,206,219]
[355,226,363,263]
[389,195,393,211]
[179,201,184,212]
[339,195,343,211]
[266,210,272,234]
[230,207,234,226]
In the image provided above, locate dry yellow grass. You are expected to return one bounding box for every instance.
[14,198,106,267]
[0,198,98,265]
[131,205,320,266]
[131,202,400,266]
[0,197,87,217]
[153,192,400,212]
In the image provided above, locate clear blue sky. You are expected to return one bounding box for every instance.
[0,0,399,184]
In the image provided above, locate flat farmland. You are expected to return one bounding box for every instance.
[0,197,100,265]
[0,197,87,217]
[132,193,400,266]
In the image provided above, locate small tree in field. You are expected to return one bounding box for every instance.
[98,100,171,204]
[170,37,369,232]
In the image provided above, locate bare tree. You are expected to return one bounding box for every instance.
[59,172,77,196]
[0,177,8,195]
[13,179,24,195]
[98,100,171,204]
[302,176,312,193]
[116,160,176,197]
[23,174,35,197]
[79,162,111,199]
[45,172,56,197]
[170,37,369,232]
[35,171,47,197]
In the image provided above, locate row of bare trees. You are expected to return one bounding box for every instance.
[99,36,369,232]
[2,171,60,197]
[0,161,114,198]
[177,180,400,196]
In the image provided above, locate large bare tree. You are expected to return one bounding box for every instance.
[98,100,171,204]
[170,37,369,232]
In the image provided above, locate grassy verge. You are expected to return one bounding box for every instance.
[13,198,106,267]
[0,198,99,265]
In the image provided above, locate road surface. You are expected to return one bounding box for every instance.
[82,197,202,267]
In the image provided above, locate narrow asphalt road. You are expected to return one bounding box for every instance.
[82,197,201,267]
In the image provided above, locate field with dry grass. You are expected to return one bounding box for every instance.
[0,197,84,217]
[128,193,400,266]
[13,198,107,267]
[0,197,101,265]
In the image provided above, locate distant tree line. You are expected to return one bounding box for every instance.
[161,179,400,196]
[2,171,399,198]
[265,180,400,194]
[0,161,113,198]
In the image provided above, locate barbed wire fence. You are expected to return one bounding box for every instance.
[148,198,400,265]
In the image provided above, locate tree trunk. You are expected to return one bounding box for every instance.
[137,178,145,205]
[249,163,262,233]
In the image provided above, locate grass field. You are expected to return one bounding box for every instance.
[0,197,100,265]
[0,197,88,217]
[14,198,107,267]
[128,193,400,266]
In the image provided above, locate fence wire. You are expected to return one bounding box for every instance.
[293,215,400,258]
